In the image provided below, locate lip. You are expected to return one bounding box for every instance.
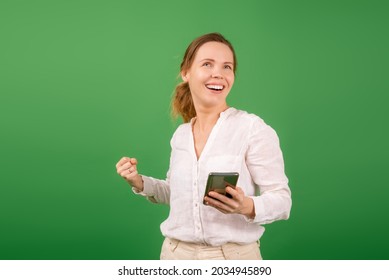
[205,83,226,93]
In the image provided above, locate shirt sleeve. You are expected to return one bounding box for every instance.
[131,174,170,205]
[245,117,292,224]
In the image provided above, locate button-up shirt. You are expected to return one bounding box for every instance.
[136,107,291,246]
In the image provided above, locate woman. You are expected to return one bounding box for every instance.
[116,33,292,260]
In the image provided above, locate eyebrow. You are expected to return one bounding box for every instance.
[200,58,233,65]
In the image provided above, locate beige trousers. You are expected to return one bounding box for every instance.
[160,237,262,260]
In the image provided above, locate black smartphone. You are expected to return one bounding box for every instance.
[203,172,239,204]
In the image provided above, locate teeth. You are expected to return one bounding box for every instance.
[206,85,224,90]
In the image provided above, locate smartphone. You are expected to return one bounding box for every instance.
[203,172,239,204]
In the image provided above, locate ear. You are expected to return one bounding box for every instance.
[181,71,189,82]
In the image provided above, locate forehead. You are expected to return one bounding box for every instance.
[194,41,234,62]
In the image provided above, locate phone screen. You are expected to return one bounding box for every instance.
[203,172,239,204]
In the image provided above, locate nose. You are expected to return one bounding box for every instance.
[211,70,223,79]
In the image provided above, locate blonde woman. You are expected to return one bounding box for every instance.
[116,33,291,260]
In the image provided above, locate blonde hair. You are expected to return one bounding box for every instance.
[171,33,237,123]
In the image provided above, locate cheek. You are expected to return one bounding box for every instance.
[191,72,208,86]
[227,74,235,86]
[197,69,210,79]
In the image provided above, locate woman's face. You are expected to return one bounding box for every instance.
[182,41,235,111]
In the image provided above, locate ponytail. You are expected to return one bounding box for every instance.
[171,81,196,123]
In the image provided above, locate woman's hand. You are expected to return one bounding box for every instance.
[204,186,255,219]
[116,157,144,192]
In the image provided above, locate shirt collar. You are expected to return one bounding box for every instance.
[190,107,235,125]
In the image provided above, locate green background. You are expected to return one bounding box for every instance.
[1,0,388,260]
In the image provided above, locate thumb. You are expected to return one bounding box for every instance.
[130,158,138,165]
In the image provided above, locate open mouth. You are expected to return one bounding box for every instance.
[205,84,224,92]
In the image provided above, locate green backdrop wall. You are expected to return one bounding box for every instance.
[1,0,388,260]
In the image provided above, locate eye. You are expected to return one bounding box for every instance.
[224,64,233,70]
[202,62,211,67]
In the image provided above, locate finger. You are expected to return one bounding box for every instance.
[207,193,239,210]
[128,166,137,173]
[116,157,131,168]
[225,187,243,201]
[204,198,228,214]
[205,196,235,213]
[227,187,246,204]
[120,165,138,177]
[208,191,231,204]
[119,165,137,177]
[117,162,133,174]
[123,169,139,181]
[119,169,131,178]
[130,158,138,165]
[235,186,244,195]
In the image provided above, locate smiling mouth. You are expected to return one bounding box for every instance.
[205,84,225,92]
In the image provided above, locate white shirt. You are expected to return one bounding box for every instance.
[135,107,291,246]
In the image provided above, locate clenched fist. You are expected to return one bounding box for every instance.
[116,157,144,191]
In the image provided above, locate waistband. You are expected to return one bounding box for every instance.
[166,237,260,252]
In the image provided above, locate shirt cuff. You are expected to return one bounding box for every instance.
[243,196,266,224]
[131,175,156,197]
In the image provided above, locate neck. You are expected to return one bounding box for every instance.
[193,104,229,132]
